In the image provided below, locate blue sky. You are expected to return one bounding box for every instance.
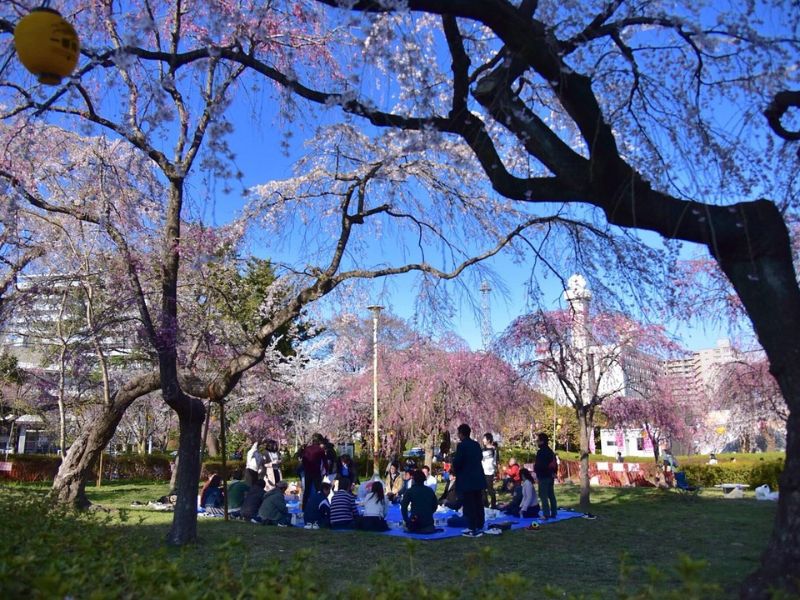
[193,102,737,354]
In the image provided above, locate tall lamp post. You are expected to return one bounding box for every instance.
[367,305,384,477]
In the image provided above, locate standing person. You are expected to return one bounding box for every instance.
[246,440,267,481]
[337,453,359,485]
[241,479,266,521]
[323,438,338,482]
[533,433,558,520]
[265,440,283,487]
[301,433,326,510]
[481,433,498,509]
[451,423,486,538]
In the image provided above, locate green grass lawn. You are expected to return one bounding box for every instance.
[0,480,777,599]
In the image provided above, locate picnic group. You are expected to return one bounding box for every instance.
[199,424,560,538]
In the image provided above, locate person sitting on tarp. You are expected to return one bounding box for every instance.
[227,470,249,515]
[422,465,438,493]
[500,483,523,516]
[358,481,390,532]
[255,480,291,526]
[304,481,332,529]
[501,457,521,493]
[241,479,265,521]
[385,461,404,502]
[401,469,439,534]
[200,473,224,513]
[330,477,359,529]
[438,474,462,511]
[518,468,541,518]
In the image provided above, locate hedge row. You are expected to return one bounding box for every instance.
[2,452,785,491]
[0,454,172,483]
[1,453,378,483]
[681,460,784,490]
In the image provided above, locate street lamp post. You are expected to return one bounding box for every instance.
[367,305,384,477]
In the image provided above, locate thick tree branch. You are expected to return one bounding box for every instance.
[765,90,800,142]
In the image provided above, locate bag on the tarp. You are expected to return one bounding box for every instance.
[447,515,469,528]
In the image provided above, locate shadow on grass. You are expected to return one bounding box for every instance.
[0,481,776,598]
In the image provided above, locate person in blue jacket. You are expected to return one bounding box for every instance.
[451,423,487,538]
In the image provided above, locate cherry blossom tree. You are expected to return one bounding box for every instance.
[205,2,797,592]
[498,305,675,508]
[713,359,788,452]
[1,2,798,590]
[0,3,546,545]
[603,375,693,466]
[330,322,525,465]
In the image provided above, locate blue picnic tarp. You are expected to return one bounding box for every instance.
[286,501,586,540]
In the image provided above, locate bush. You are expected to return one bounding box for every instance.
[0,453,173,483]
[0,454,61,482]
[682,459,784,489]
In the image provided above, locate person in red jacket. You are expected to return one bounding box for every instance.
[301,433,326,510]
[502,457,522,493]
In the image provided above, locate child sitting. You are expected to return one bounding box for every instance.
[304,481,331,529]
[358,481,389,531]
[329,477,358,529]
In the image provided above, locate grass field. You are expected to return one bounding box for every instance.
[0,479,777,598]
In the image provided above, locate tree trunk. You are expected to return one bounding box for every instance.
[166,403,205,546]
[52,402,130,508]
[51,372,160,507]
[206,433,219,457]
[169,453,179,494]
[740,410,800,598]
[577,409,591,511]
[696,207,800,599]
[424,431,436,471]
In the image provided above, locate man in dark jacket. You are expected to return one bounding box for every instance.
[533,432,558,519]
[451,423,486,537]
[401,469,439,533]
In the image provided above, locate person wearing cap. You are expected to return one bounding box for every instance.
[256,479,291,526]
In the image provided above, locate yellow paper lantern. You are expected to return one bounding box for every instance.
[14,7,80,85]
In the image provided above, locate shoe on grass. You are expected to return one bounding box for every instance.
[462,530,484,538]
[484,527,502,535]
[582,513,597,520]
